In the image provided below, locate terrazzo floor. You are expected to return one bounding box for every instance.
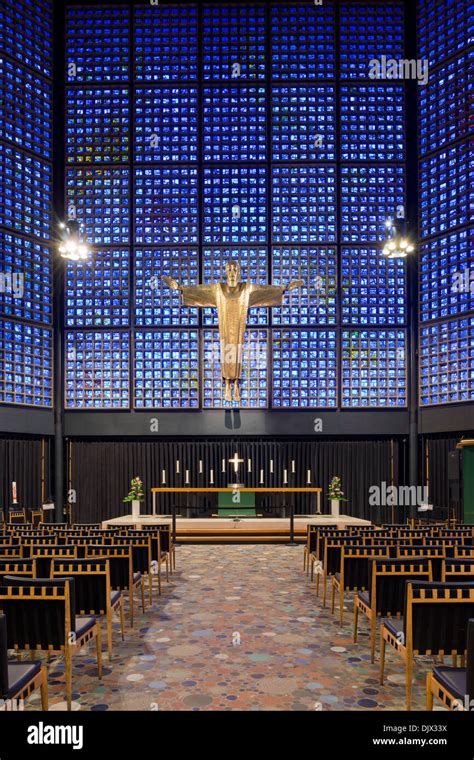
[26,544,443,711]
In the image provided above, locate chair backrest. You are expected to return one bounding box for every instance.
[85,546,132,590]
[397,544,445,558]
[0,546,22,559]
[8,510,26,524]
[442,559,474,582]
[340,546,390,591]
[406,581,474,655]
[72,524,101,530]
[21,537,57,546]
[0,614,9,697]
[28,545,78,558]
[51,559,109,615]
[104,537,151,572]
[455,547,474,559]
[0,576,75,649]
[0,560,36,583]
[371,559,432,617]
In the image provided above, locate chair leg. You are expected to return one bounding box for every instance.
[316,572,320,597]
[452,654,457,668]
[40,665,48,710]
[323,574,328,607]
[331,578,336,614]
[130,587,134,627]
[426,672,434,711]
[310,558,314,581]
[303,549,307,573]
[65,648,72,711]
[370,617,377,664]
[119,598,125,640]
[148,572,153,606]
[157,558,161,595]
[107,612,113,662]
[339,588,344,626]
[165,555,169,581]
[353,602,359,643]
[406,656,412,711]
[380,628,386,685]
[141,578,146,613]
[96,624,103,679]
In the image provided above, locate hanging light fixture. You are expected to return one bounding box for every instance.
[381,210,415,259]
[58,220,91,261]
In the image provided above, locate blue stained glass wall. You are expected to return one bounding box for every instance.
[65,1,407,410]
[418,0,473,406]
[0,0,53,408]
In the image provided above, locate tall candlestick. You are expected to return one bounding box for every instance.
[283,469,288,484]
[270,459,274,474]
[176,460,180,474]
[259,469,264,485]
[307,469,311,484]
[199,460,203,474]
[210,469,214,484]
[221,458,225,473]
[248,458,252,473]
[291,460,296,474]
[161,469,166,485]
[12,481,17,503]
[185,469,190,484]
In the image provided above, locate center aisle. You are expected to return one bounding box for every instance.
[43,545,431,711]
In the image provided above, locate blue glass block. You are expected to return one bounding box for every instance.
[419,229,473,322]
[0,318,52,407]
[272,247,337,326]
[203,4,266,80]
[419,317,474,406]
[0,232,52,324]
[66,167,129,245]
[0,144,52,240]
[272,86,336,161]
[202,328,268,408]
[203,166,267,244]
[134,248,199,327]
[341,247,406,326]
[66,87,129,164]
[65,249,130,328]
[340,84,405,161]
[0,0,52,78]
[342,329,407,407]
[340,165,405,243]
[271,2,336,80]
[65,330,130,409]
[0,57,52,159]
[66,6,129,83]
[134,329,199,409]
[272,166,337,243]
[418,0,471,68]
[203,86,266,161]
[419,142,471,239]
[135,87,198,162]
[202,247,268,327]
[272,329,337,408]
[135,167,198,245]
[340,2,404,80]
[419,53,471,156]
[134,4,198,81]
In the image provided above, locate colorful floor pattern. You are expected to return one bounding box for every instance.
[25,545,444,711]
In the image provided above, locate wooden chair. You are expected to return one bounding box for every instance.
[455,546,474,559]
[8,510,26,525]
[427,619,474,710]
[0,613,48,710]
[318,536,366,605]
[442,559,474,582]
[51,558,125,662]
[354,558,432,662]
[0,560,36,583]
[331,545,390,625]
[105,536,153,605]
[28,545,78,578]
[0,576,102,710]
[85,546,145,627]
[0,546,23,560]
[380,581,474,710]
[303,525,318,574]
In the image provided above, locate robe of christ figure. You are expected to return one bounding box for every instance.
[162,260,303,402]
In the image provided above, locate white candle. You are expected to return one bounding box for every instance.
[210,469,214,484]
[199,460,203,474]
[307,469,311,484]
[185,470,190,484]
[176,460,180,474]
[283,469,288,484]
[248,458,252,472]
[291,460,296,474]
[161,470,166,484]
[259,469,264,484]
[12,482,17,503]
[222,458,225,473]
[270,459,274,474]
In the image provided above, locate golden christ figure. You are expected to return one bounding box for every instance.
[162,260,303,403]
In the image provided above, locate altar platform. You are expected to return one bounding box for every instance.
[102,514,371,543]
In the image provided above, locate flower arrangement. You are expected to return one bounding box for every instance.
[327,476,348,501]
[123,476,145,503]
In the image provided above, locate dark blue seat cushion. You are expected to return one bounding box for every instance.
[75,616,96,638]
[110,590,121,606]
[133,572,141,584]
[357,590,370,606]
[432,667,467,701]
[6,661,41,698]
[382,617,404,637]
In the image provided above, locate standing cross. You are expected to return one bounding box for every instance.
[229,453,244,473]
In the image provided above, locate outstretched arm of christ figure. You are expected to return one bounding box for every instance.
[161,276,217,308]
[248,279,304,308]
